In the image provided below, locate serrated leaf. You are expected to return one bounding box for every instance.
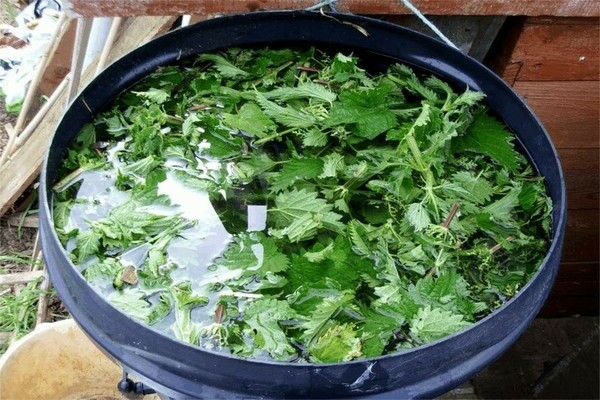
[244,298,297,360]
[172,281,209,309]
[301,128,328,147]
[212,233,289,276]
[269,158,324,192]
[148,292,173,325]
[453,89,486,107]
[484,185,521,221]
[326,96,397,139]
[269,212,322,243]
[406,203,431,232]
[132,88,170,104]
[122,155,159,176]
[222,102,276,138]
[75,229,101,263]
[173,307,200,344]
[182,114,200,137]
[409,305,470,343]
[300,291,353,343]
[450,171,493,205]
[347,220,372,256]
[319,153,345,178]
[109,289,153,322]
[263,81,336,104]
[303,241,335,263]
[198,53,249,77]
[309,323,362,362]
[455,111,521,172]
[255,91,316,129]
[269,188,344,235]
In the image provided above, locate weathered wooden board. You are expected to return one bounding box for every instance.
[39,19,76,97]
[560,148,599,210]
[541,262,599,317]
[540,294,599,317]
[503,18,599,82]
[62,0,600,18]
[0,271,44,286]
[561,209,600,262]
[549,262,600,296]
[381,15,505,61]
[513,81,599,149]
[0,17,177,216]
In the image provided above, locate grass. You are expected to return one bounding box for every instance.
[0,254,53,355]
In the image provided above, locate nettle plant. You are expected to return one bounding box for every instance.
[52,47,552,363]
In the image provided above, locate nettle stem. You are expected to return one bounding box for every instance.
[253,127,297,145]
[426,203,460,278]
[490,236,515,254]
[442,203,460,228]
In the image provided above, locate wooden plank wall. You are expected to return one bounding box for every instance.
[492,17,599,316]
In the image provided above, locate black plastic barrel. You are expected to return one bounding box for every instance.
[39,11,566,399]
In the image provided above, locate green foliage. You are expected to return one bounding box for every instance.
[53,46,552,364]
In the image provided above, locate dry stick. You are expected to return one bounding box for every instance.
[13,76,71,149]
[68,17,93,103]
[0,270,44,286]
[442,203,460,228]
[36,267,51,326]
[13,14,67,136]
[95,16,122,75]
[0,123,16,167]
[4,213,38,228]
[490,236,515,254]
[31,232,42,270]
[297,66,321,73]
[426,203,460,278]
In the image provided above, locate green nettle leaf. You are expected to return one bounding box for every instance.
[132,88,170,104]
[243,298,297,360]
[453,90,486,108]
[56,46,552,363]
[148,292,173,325]
[109,289,154,322]
[303,241,335,263]
[122,155,160,176]
[409,305,470,344]
[450,171,493,205]
[53,199,74,231]
[213,233,289,276]
[347,220,373,256]
[83,257,124,283]
[263,81,337,104]
[319,153,345,178]
[326,89,397,139]
[255,92,316,129]
[269,158,324,192]
[173,308,200,344]
[309,324,362,363]
[454,111,521,172]
[300,291,354,343]
[172,281,209,309]
[182,114,200,136]
[484,186,522,221]
[75,230,102,263]
[406,203,431,232]
[301,128,328,147]
[222,102,276,138]
[269,212,322,243]
[269,188,344,236]
[198,53,249,77]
